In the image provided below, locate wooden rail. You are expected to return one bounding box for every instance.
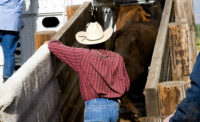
[144,0,173,116]
[0,2,91,122]
[52,3,91,121]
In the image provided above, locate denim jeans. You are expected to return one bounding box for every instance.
[0,30,19,81]
[84,98,119,122]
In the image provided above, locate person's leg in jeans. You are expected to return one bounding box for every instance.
[84,98,119,122]
[1,31,19,82]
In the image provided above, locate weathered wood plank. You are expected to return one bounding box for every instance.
[62,85,80,119]
[174,0,196,70]
[168,22,190,81]
[144,0,173,116]
[66,95,84,122]
[0,2,91,122]
[18,79,59,122]
[158,81,187,116]
[0,44,55,122]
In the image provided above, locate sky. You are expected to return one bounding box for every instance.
[194,0,200,24]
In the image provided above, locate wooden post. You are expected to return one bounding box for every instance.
[34,31,56,51]
[174,0,196,69]
[158,81,187,116]
[66,5,80,20]
[144,0,173,116]
[168,22,190,81]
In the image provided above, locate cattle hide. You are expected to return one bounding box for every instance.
[106,21,158,118]
[114,22,158,83]
[105,4,161,120]
[116,5,151,31]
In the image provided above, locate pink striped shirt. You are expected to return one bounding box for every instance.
[48,40,130,101]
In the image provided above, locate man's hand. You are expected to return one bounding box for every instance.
[163,114,173,122]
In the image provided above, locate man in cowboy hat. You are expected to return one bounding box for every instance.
[46,22,130,122]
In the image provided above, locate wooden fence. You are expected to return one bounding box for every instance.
[0,2,91,122]
[0,0,196,121]
[144,0,174,116]
[144,0,196,119]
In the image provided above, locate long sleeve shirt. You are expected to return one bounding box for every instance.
[0,0,24,31]
[48,40,130,101]
[170,53,200,122]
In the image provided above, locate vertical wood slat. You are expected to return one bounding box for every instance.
[61,83,80,116]
[168,22,190,81]
[66,95,84,122]
[174,0,196,70]
[144,0,173,116]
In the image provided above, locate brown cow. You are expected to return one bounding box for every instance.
[106,4,161,120]
[116,5,151,31]
[113,22,158,119]
[114,22,158,80]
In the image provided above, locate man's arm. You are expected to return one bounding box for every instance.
[47,39,88,71]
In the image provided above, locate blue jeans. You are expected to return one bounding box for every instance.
[0,30,19,81]
[84,98,119,122]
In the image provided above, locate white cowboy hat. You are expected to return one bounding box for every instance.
[75,22,113,45]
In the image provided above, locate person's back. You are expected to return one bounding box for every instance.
[80,49,129,100]
[48,41,130,101]
[47,22,130,122]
